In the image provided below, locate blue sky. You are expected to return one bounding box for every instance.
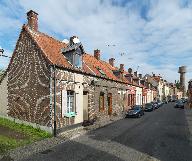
[0,0,192,85]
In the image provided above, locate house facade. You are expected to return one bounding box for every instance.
[6,10,134,130]
[0,71,8,116]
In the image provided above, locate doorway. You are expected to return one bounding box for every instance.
[108,93,112,115]
[83,91,88,120]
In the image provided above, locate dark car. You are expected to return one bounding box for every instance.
[174,100,184,109]
[181,98,187,103]
[152,101,159,109]
[157,100,163,107]
[144,103,154,112]
[162,99,168,104]
[172,98,177,102]
[168,98,173,102]
[125,105,144,118]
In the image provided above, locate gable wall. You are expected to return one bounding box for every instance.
[7,30,51,126]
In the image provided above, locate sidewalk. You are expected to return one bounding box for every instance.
[184,106,192,145]
[0,113,125,161]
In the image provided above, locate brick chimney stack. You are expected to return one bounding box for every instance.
[109,58,115,67]
[134,71,137,77]
[120,64,124,72]
[94,49,100,60]
[27,10,38,31]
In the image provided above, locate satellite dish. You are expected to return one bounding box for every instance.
[62,39,69,44]
[73,37,80,44]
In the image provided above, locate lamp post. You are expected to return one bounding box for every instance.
[0,48,11,58]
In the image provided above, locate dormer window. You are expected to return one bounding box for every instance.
[61,40,85,68]
[74,52,82,68]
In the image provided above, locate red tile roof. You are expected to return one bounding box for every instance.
[24,25,129,83]
[24,25,71,68]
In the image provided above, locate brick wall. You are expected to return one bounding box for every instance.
[8,30,51,126]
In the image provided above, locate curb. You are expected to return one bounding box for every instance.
[0,115,124,161]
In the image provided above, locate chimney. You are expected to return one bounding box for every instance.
[109,58,115,67]
[120,64,124,72]
[153,74,155,77]
[139,74,142,79]
[94,49,100,60]
[134,71,137,77]
[128,68,132,74]
[27,10,38,31]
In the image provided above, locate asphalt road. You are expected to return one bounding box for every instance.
[21,103,192,161]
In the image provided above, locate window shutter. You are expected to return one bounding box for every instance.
[62,90,67,117]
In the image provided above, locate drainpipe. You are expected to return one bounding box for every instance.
[53,64,57,137]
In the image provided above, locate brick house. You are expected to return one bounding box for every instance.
[6,10,138,130]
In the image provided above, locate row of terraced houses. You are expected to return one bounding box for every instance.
[0,10,182,132]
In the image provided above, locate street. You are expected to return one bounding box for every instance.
[21,103,192,161]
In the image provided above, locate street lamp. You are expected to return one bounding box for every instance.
[0,48,4,55]
[0,48,11,58]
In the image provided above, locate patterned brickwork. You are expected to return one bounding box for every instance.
[7,30,51,126]
[50,67,127,129]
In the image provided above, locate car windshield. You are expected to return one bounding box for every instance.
[176,100,182,103]
[145,103,152,106]
[133,106,140,110]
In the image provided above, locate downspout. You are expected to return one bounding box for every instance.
[49,65,53,132]
[53,64,57,137]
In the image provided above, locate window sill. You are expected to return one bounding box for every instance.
[64,112,76,118]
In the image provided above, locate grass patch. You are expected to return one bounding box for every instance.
[0,117,52,155]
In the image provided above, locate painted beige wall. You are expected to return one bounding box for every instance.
[74,73,84,124]
[136,87,142,105]
[0,75,8,116]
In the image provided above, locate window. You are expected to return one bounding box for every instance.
[61,90,76,117]
[64,51,82,68]
[99,92,104,111]
[67,91,75,113]
[74,53,82,68]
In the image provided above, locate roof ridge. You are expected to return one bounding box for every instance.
[24,24,66,45]
[23,25,53,65]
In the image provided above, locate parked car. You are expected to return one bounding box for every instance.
[162,99,168,104]
[172,98,177,102]
[174,100,184,109]
[157,100,163,107]
[181,98,187,103]
[125,105,144,118]
[144,103,154,112]
[151,101,159,109]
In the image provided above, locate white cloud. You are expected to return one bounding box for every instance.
[1,0,192,86]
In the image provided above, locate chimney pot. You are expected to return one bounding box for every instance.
[94,49,100,60]
[139,74,142,79]
[109,58,115,67]
[27,10,38,31]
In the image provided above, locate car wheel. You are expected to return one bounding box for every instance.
[138,113,141,118]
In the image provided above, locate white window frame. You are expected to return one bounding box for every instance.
[67,90,75,113]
